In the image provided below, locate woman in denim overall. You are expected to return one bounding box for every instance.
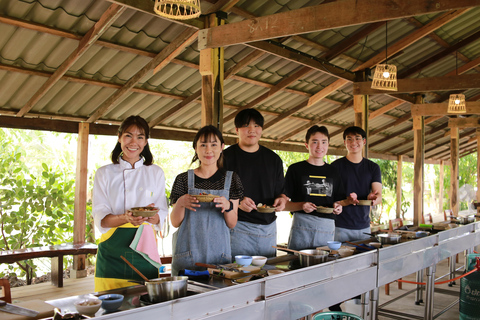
[170,126,243,276]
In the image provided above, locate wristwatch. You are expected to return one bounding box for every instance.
[225,200,234,212]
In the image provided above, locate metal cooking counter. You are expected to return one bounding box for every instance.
[47,221,480,320]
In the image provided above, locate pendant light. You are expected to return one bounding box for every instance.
[371,21,398,91]
[154,0,201,20]
[447,51,466,113]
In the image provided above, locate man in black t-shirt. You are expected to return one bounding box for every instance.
[223,109,287,258]
[331,126,382,242]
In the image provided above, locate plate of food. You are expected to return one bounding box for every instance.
[130,207,159,217]
[316,206,334,214]
[192,193,216,202]
[357,200,372,206]
[256,203,275,213]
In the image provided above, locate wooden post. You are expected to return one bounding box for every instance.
[353,94,368,157]
[450,127,459,216]
[477,128,480,215]
[439,160,444,215]
[199,13,225,129]
[413,95,424,226]
[72,122,89,278]
[396,155,403,219]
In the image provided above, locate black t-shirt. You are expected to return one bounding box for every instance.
[284,161,345,220]
[223,144,285,225]
[169,169,244,204]
[331,157,382,229]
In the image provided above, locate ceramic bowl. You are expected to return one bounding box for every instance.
[98,294,124,312]
[235,255,253,267]
[267,269,285,276]
[369,242,382,249]
[251,256,268,266]
[327,241,342,251]
[338,248,355,257]
[74,298,102,315]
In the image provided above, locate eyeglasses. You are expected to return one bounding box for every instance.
[345,137,364,143]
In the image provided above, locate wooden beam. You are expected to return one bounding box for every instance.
[16,4,126,117]
[246,41,356,81]
[72,123,89,277]
[369,100,407,120]
[450,127,459,214]
[445,56,480,76]
[354,73,480,95]
[439,160,444,214]
[412,101,480,116]
[448,117,480,128]
[353,9,468,71]
[87,28,198,123]
[396,155,403,219]
[198,0,479,49]
[413,94,424,226]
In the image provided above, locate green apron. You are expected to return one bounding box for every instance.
[94,223,158,292]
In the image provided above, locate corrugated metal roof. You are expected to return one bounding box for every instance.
[0,0,479,162]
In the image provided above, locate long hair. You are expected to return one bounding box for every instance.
[191,125,225,170]
[111,115,153,165]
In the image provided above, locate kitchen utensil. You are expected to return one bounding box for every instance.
[251,256,267,266]
[316,206,334,214]
[98,294,124,311]
[298,249,329,267]
[345,241,374,250]
[272,246,317,256]
[145,276,188,303]
[235,255,253,266]
[120,255,150,282]
[0,300,39,317]
[194,262,240,272]
[327,241,341,250]
[376,233,401,244]
[130,207,159,217]
[74,298,101,315]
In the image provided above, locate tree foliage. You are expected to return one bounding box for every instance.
[0,129,77,283]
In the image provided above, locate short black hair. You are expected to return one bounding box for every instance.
[306,125,330,142]
[234,108,264,128]
[343,126,367,140]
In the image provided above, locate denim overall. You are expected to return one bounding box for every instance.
[171,170,233,276]
[288,213,335,250]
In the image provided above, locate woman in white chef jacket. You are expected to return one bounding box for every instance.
[92,115,168,291]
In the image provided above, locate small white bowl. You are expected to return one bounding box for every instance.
[267,269,285,276]
[369,242,381,249]
[74,298,102,315]
[251,256,267,266]
[338,248,354,257]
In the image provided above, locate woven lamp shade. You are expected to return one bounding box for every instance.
[448,94,466,113]
[154,0,201,20]
[371,64,397,91]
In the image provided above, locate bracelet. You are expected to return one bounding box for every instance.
[225,200,234,212]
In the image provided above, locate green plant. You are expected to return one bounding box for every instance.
[0,141,76,284]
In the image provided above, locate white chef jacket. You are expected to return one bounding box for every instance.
[92,157,168,234]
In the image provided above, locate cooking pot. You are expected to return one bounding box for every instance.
[145,276,188,303]
[376,233,401,245]
[298,249,328,267]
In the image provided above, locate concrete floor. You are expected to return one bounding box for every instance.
[375,255,462,320]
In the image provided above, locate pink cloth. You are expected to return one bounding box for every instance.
[131,225,161,267]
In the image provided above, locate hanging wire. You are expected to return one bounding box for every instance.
[385,21,388,64]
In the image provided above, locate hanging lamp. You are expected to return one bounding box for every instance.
[447,51,466,114]
[371,21,398,91]
[154,0,201,20]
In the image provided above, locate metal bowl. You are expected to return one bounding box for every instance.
[376,233,401,244]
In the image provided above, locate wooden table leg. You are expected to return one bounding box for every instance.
[51,256,63,287]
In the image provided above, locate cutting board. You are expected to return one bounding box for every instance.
[0,299,54,320]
